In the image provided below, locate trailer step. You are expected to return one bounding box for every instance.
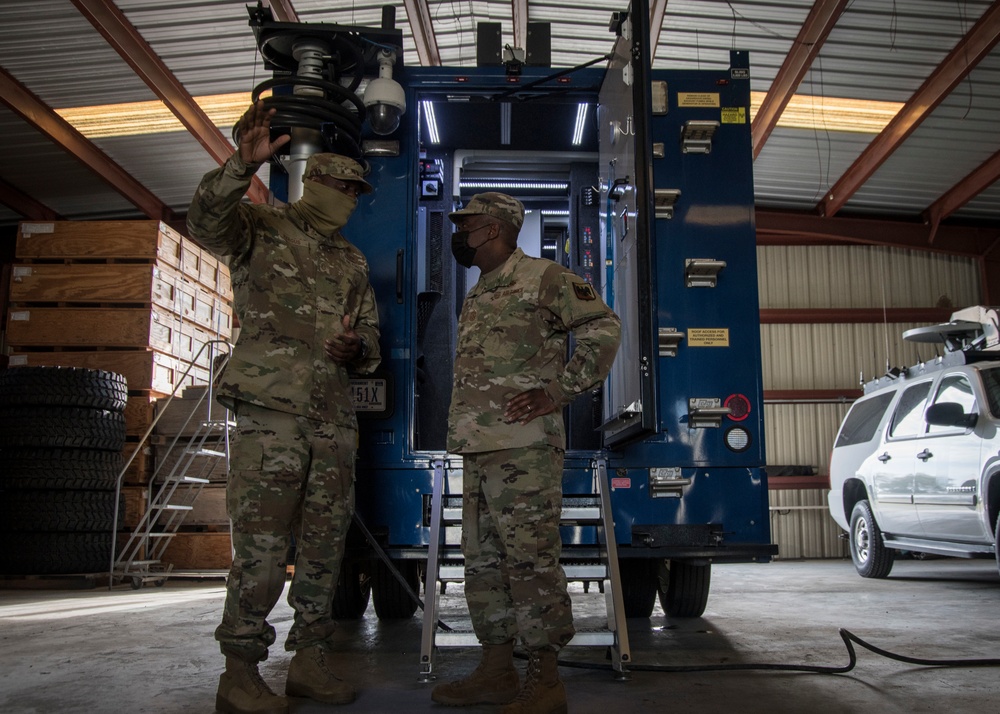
[420,458,629,681]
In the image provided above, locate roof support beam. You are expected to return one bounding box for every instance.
[760,308,955,324]
[0,177,62,221]
[0,67,173,222]
[755,209,997,258]
[923,148,1000,237]
[817,1,1000,217]
[512,0,529,50]
[649,0,669,59]
[265,0,299,23]
[751,0,848,160]
[70,0,270,204]
[403,0,441,66]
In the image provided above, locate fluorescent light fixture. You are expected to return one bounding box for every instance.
[571,103,588,145]
[51,90,903,140]
[750,91,903,134]
[541,209,570,217]
[459,181,569,191]
[422,100,440,144]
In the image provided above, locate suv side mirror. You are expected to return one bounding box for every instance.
[925,402,978,429]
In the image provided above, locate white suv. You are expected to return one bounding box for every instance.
[828,307,1000,578]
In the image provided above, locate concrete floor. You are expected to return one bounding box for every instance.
[1,558,999,714]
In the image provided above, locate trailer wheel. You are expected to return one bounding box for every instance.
[657,560,711,618]
[372,558,420,620]
[331,559,371,619]
[618,559,658,618]
[849,500,894,578]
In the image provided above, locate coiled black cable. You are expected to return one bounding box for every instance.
[237,38,369,159]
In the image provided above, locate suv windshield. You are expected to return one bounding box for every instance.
[980,367,1000,417]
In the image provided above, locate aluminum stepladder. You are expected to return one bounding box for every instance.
[418,456,631,680]
[110,339,233,589]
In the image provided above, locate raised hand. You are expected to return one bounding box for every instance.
[237,100,290,164]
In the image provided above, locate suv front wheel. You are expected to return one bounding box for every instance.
[849,500,895,578]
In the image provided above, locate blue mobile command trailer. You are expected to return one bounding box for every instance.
[246,0,775,623]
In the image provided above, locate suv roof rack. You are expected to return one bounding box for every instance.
[861,306,1000,395]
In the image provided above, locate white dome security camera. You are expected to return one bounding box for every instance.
[364,49,406,135]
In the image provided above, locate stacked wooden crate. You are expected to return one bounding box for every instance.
[3,221,233,564]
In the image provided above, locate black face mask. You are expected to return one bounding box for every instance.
[451,225,491,268]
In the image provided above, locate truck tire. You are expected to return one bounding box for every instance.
[657,560,711,618]
[371,558,420,620]
[0,406,126,451]
[0,490,121,532]
[850,499,895,578]
[0,532,112,575]
[0,366,127,412]
[618,558,658,618]
[0,448,122,490]
[331,559,372,619]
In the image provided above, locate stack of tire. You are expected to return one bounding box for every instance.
[0,367,128,575]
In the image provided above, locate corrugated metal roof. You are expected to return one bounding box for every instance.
[0,0,996,230]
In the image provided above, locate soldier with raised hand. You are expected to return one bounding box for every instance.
[431,192,622,714]
[187,100,380,714]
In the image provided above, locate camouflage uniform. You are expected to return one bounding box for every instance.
[448,193,621,652]
[187,152,380,663]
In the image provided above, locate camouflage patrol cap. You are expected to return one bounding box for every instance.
[303,153,374,194]
[449,192,524,230]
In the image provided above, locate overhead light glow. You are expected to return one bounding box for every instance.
[422,100,440,144]
[571,103,588,145]
[51,90,902,140]
[459,181,569,191]
[56,93,253,138]
[750,91,903,134]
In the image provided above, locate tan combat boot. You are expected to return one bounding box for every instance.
[216,657,289,714]
[430,640,520,706]
[285,645,356,705]
[502,649,567,714]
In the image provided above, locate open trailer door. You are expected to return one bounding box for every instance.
[599,0,659,448]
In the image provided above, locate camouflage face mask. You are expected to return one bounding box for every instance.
[295,180,357,236]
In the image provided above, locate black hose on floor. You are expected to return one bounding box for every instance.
[556,628,1000,674]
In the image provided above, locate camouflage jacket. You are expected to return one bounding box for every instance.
[448,248,621,453]
[186,152,380,428]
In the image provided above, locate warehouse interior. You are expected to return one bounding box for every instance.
[1,1,1000,713]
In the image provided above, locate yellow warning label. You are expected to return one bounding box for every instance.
[721,107,746,124]
[688,328,730,347]
[677,92,720,108]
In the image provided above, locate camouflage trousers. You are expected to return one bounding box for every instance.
[461,446,575,651]
[215,401,356,662]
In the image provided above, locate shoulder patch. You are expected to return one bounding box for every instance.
[572,281,597,301]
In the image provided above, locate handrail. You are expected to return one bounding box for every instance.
[108,338,232,588]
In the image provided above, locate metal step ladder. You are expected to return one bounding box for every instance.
[110,340,232,589]
[418,457,630,680]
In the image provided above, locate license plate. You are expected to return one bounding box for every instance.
[350,378,387,412]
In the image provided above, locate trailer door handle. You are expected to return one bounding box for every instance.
[877,452,891,463]
[916,449,933,461]
[396,249,404,304]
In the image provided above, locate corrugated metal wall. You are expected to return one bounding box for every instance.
[759,244,981,558]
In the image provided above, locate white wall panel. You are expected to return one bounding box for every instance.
[758,245,980,310]
[764,403,850,471]
[769,490,848,560]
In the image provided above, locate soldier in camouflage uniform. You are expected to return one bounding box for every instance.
[187,101,380,714]
[431,193,621,714]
